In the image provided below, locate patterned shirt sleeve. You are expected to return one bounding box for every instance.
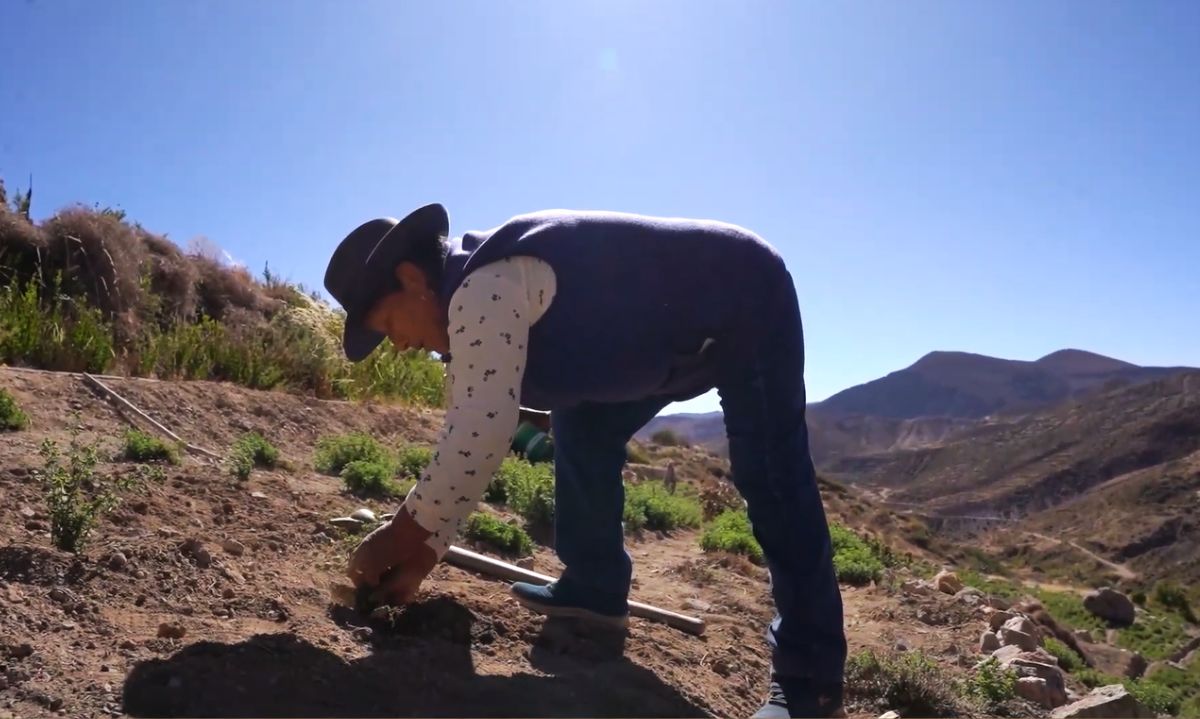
[402,256,554,558]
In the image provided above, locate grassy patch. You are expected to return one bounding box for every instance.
[1116,609,1191,660]
[40,430,136,553]
[830,523,888,586]
[228,432,280,480]
[122,429,181,464]
[700,510,763,564]
[464,512,532,556]
[1154,581,1197,623]
[314,432,391,475]
[1034,589,1107,633]
[0,387,29,430]
[339,460,400,497]
[623,481,703,532]
[962,657,1019,711]
[501,458,556,526]
[395,445,432,481]
[845,649,969,717]
[1044,637,1085,672]
[958,570,1023,600]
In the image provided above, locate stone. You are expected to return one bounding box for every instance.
[1050,684,1155,718]
[350,508,377,523]
[987,594,1012,610]
[1002,615,1041,639]
[1083,587,1135,625]
[989,644,1023,664]
[1169,635,1200,662]
[933,570,963,595]
[329,517,363,531]
[49,587,71,603]
[107,552,128,570]
[515,557,536,570]
[980,631,1001,653]
[9,642,34,658]
[157,622,186,640]
[221,539,245,557]
[988,610,1017,632]
[1073,629,1093,644]
[179,539,212,568]
[879,712,901,719]
[250,491,267,500]
[901,579,935,597]
[18,507,36,519]
[955,586,985,603]
[684,598,712,612]
[1016,677,1055,708]
[999,627,1039,652]
[1084,642,1148,679]
[380,513,395,522]
[1143,660,1182,680]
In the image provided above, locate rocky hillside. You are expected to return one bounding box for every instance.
[9,366,1197,717]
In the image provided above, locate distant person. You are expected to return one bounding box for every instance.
[325,205,846,718]
[664,461,678,494]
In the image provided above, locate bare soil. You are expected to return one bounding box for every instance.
[0,367,995,718]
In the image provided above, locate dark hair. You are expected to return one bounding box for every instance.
[396,232,449,291]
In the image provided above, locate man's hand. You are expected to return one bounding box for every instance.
[345,505,439,606]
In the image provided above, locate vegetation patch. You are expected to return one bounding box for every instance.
[830,523,891,586]
[464,512,533,557]
[649,429,688,447]
[845,649,970,717]
[501,458,556,526]
[395,445,433,481]
[122,429,181,465]
[1043,637,1085,672]
[340,460,401,497]
[228,432,280,480]
[700,510,764,565]
[623,481,703,532]
[315,432,391,475]
[0,387,29,430]
[40,430,137,553]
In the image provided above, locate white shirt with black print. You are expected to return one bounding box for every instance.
[404,256,557,558]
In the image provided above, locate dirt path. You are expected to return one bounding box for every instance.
[1023,531,1138,581]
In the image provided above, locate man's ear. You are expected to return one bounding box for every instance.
[394,262,429,293]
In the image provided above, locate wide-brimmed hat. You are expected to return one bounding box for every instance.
[323,203,449,361]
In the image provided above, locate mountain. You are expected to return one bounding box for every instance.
[817,348,1189,420]
[639,349,1196,466]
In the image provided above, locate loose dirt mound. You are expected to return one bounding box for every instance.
[0,367,993,718]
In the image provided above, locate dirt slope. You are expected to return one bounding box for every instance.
[0,367,1001,719]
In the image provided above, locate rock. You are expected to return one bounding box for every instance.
[1083,587,1135,626]
[329,517,364,531]
[49,587,71,603]
[380,513,395,522]
[157,622,187,640]
[515,557,535,570]
[352,627,373,642]
[18,507,36,519]
[901,579,935,597]
[350,508,377,523]
[1002,615,1041,638]
[106,551,129,570]
[684,598,713,612]
[894,639,910,652]
[221,539,245,557]
[989,644,1024,664]
[1000,627,1039,652]
[1084,642,1148,679]
[250,491,267,500]
[916,607,946,625]
[1073,629,1093,644]
[179,539,212,568]
[987,594,1012,610]
[878,712,901,719]
[1050,684,1154,718]
[933,570,963,595]
[980,631,1001,653]
[988,610,1017,632]
[1169,635,1200,662]
[120,640,139,650]
[955,587,985,605]
[1016,677,1055,708]
[9,642,34,658]
[1143,660,1182,680]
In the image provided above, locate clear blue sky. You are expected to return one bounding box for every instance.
[2,1,1197,413]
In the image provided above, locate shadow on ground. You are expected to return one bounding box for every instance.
[122,596,707,718]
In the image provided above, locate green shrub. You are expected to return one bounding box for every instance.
[1117,609,1191,660]
[1076,669,1122,689]
[395,445,432,480]
[314,432,391,475]
[503,458,556,526]
[845,649,967,717]
[962,657,1018,710]
[1154,581,1197,623]
[829,523,885,586]
[0,388,29,430]
[1132,590,1148,605]
[228,432,280,480]
[122,429,181,464]
[1044,637,1085,672]
[958,569,1022,600]
[1034,589,1107,634]
[464,512,532,556]
[40,431,134,553]
[1126,680,1182,716]
[623,481,703,532]
[625,442,651,464]
[0,280,115,374]
[650,429,687,447]
[700,510,764,564]
[339,459,399,496]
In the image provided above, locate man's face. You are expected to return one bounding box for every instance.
[363,262,449,355]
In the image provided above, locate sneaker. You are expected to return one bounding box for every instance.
[752,675,845,719]
[510,579,629,628]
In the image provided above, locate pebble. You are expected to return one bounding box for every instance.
[49,588,71,603]
[222,588,236,599]
[352,627,373,642]
[107,552,129,570]
[221,539,246,557]
[250,492,267,500]
[350,508,377,523]
[25,519,47,531]
[879,712,901,719]
[120,640,139,650]
[380,513,395,522]
[684,598,713,612]
[18,507,36,519]
[329,517,364,531]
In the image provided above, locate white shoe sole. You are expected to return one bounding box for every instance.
[510,589,630,628]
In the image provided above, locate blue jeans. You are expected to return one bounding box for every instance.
[551,274,847,684]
